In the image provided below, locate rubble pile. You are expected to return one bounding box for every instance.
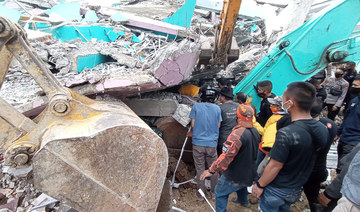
[0,0,201,109]
[0,161,55,212]
[0,0,288,112]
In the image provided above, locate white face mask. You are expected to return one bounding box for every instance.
[281,100,293,113]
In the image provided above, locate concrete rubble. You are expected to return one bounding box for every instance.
[0,0,320,113]
[0,0,338,211]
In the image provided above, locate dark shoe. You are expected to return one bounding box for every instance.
[231,197,250,208]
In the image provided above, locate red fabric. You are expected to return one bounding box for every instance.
[258,142,269,155]
[209,126,246,173]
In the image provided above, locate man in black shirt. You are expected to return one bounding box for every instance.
[218,87,239,156]
[342,62,357,109]
[252,82,328,212]
[309,78,327,103]
[303,99,337,212]
[256,80,276,127]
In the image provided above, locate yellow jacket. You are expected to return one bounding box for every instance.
[261,114,283,148]
[252,116,264,135]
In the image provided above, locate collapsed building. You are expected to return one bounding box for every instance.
[0,0,347,211]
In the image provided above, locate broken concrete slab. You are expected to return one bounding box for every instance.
[194,9,210,18]
[172,104,191,127]
[117,11,190,37]
[123,99,178,117]
[110,11,128,23]
[151,39,200,86]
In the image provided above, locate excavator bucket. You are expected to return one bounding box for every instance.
[30,92,168,211]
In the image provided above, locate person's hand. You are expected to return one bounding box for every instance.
[187,131,193,137]
[318,192,331,207]
[333,135,339,144]
[200,170,212,180]
[252,184,264,199]
[332,106,339,111]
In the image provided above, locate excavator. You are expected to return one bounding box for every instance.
[0,0,360,211]
[233,0,360,109]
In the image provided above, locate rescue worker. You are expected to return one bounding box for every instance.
[309,78,327,103]
[235,91,263,135]
[343,62,359,108]
[235,92,247,104]
[303,99,337,212]
[335,74,360,173]
[252,82,328,212]
[200,104,261,211]
[188,85,222,200]
[324,68,349,120]
[218,87,239,156]
[256,96,286,167]
[255,80,276,127]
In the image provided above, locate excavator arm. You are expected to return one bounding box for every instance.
[0,16,168,212]
[234,0,360,109]
[211,0,242,65]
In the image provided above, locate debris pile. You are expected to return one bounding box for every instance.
[0,160,62,212]
[0,0,202,114]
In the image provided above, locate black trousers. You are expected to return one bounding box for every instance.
[303,170,328,206]
[325,103,340,121]
[337,141,355,173]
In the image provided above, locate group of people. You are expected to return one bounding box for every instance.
[310,62,358,121]
[186,69,360,212]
